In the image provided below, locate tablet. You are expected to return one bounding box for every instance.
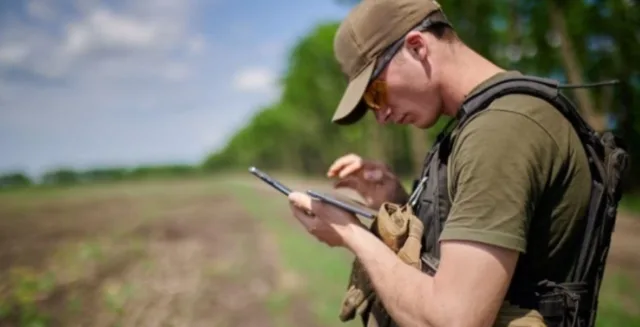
[306,190,377,219]
[248,166,377,219]
[248,166,292,196]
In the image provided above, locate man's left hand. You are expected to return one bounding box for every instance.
[288,191,367,248]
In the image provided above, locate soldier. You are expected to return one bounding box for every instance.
[287,0,627,326]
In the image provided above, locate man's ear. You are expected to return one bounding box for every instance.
[404,31,428,60]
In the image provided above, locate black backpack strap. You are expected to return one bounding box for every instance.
[450,74,625,327]
[456,75,600,146]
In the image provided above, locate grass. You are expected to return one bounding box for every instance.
[620,193,640,215]
[0,176,637,327]
[226,177,639,327]
[227,181,362,327]
[595,268,640,326]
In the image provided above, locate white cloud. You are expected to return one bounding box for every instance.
[61,9,163,57]
[0,0,345,177]
[0,0,193,82]
[232,67,276,93]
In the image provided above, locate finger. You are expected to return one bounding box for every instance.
[289,191,313,211]
[342,160,390,180]
[328,153,359,172]
[327,154,361,177]
[289,202,317,230]
[337,161,365,178]
[288,192,318,223]
[289,193,315,218]
[291,191,335,219]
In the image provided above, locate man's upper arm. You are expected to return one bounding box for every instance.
[430,107,558,327]
[434,240,520,327]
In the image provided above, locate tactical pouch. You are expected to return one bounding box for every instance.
[536,281,588,327]
[493,302,548,327]
[338,202,425,326]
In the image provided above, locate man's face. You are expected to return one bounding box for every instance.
[364,32,443,129]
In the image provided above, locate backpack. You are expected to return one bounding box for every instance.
[409,74,630,327]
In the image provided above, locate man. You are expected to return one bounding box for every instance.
[287,0,592,326]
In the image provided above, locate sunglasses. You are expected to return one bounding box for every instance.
[362,15,452,111]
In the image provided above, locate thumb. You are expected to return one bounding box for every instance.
[288,192,313,212]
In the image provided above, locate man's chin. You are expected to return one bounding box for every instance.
[414,115,443,129]
[411,119,431,129]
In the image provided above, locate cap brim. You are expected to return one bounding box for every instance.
[331,59,376,125]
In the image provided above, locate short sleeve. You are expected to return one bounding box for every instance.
[439,108,558,253]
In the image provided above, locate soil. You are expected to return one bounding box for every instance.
[0,189,319,327]
[607,211,640,276]
[0,176,638,326]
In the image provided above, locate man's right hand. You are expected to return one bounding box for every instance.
[327,153,409,210]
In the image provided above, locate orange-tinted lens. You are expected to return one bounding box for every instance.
[363,80,386,110]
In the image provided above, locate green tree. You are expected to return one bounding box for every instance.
[41,168,80,186]
[203,22,420,176]
[0,172,32,189]
[204,0,640,189]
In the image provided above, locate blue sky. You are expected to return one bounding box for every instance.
[0,0,352,177]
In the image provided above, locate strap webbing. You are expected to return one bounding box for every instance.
[457,76,599,147]
[450,74,607,318]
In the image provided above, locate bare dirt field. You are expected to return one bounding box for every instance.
[0,179,322,327]
[0,176,638,327]
[607,211,640,275]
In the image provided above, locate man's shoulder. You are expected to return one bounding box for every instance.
[447,89,590,193]
[451,93,561,152]
[447,90,591,201]
[456,91,577,152]
[488,92,569,127]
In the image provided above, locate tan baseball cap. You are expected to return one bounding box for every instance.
[331,0,449,125]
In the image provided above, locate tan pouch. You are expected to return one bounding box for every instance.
[493,302,547,327]
[339,202,425,324]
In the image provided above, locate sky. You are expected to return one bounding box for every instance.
[0,0,352,177]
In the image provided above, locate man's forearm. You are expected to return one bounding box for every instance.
[345,226,442,327]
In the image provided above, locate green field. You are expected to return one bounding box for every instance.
[0,175,637,327]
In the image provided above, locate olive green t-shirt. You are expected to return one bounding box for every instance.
[439,71,592,282]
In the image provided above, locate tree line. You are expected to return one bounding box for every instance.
[204,0,640,190]
[2,0,638,192]
[0,165,201,189]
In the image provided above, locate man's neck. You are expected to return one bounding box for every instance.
[439,45,505,117]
